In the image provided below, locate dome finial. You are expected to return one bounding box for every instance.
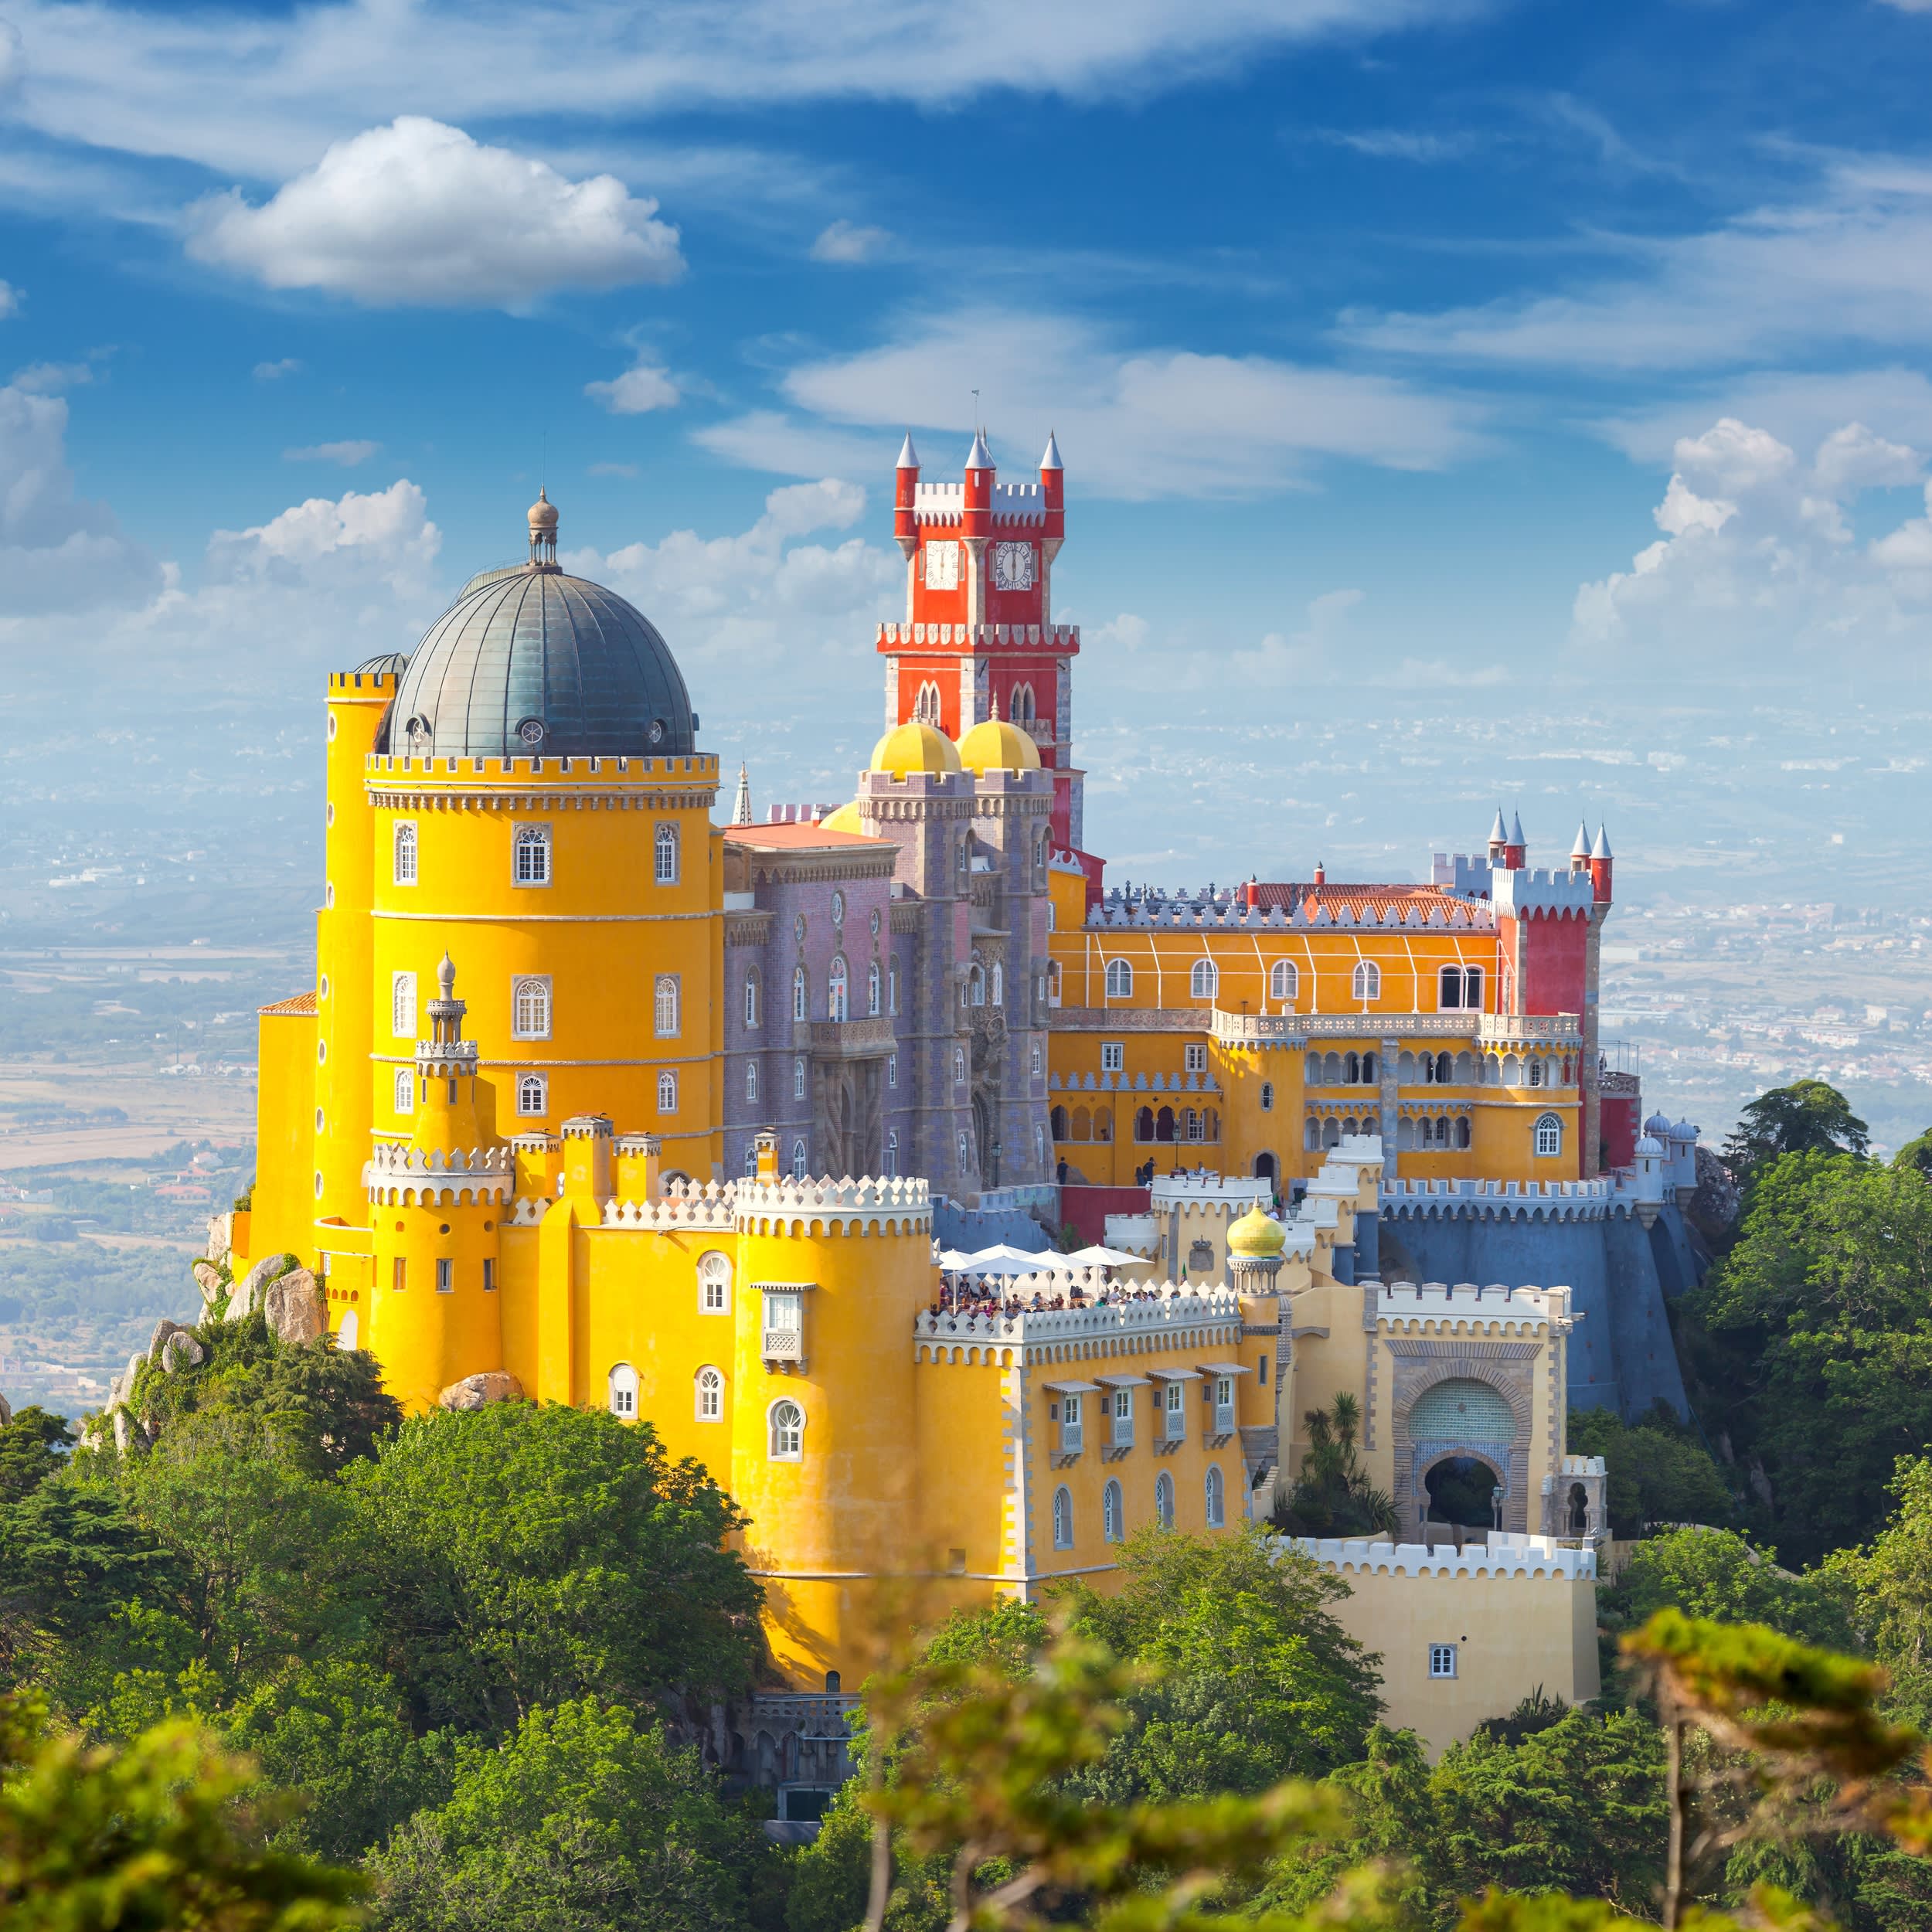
[527,488,560,570]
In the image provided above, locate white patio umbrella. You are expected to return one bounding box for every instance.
[957,1249,1054,1277]
[934,1249,979,1270]
[1063,1243,1148,1269]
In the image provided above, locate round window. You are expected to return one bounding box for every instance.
[831,891,845,926]
[648,718,667,745]
[794,913,806,943]
[870,907,882,937]
[516,717,545,747]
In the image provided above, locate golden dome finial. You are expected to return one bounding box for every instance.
[1228,1201,1286,1259]
[527,488,560,567]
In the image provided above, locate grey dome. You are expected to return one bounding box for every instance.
[355,651,411,677]
[387,564,694,760]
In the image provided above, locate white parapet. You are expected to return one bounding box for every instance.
[1281,1532,1596,1580]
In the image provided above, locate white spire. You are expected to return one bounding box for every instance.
[1570,821,1591,860]
[1590,825,1612,860]
[1509,810,1526,846]
[1039,430,1063,471]
[1488,807,1509,845]
[896,430,920,471]
[732,762,752,826]
[966,427,994,470]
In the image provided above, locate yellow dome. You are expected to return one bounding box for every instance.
[957,716,1041,774]
[869,721,962,778]
[819,800,863,835]
[1227,1202,1286,1259]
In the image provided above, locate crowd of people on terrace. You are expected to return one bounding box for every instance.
[926,1274,1194,1325]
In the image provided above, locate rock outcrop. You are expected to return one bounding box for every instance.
[192,1260,227,1308]
[162,1331,206,1374]
[262,1268,325,1349]
[0,1391,12,1427]
[437,1371,526,1410]
[204,1213,233,1266]
[230,1253,294,1318]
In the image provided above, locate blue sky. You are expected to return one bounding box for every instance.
[2,0,1931,883]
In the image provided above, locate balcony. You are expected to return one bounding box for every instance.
[807,1015,896,1060]
[1477,1014,1583,1048]
[762,1328,804,1362]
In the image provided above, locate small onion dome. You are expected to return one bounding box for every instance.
[1636,1134,1665,1157]
[819,800,864,835]
[1645,1110,1672,1136]
[527,486,560,534]
[1227,1202,1286,1259]
[869,719,962,778]
[957,715,1041,774]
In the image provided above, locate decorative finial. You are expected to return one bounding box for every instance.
[527,488,560,569]
[732,762,753,827]
[989,691,1000,722]
[437,953,457,998]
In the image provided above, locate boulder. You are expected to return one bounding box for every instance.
[437,1371,526,1411]
[205,1213,233,1266]
[0,1391,11,1427]
[231,1253,291,1318]
[112,1409,133,1456]
[148,1317,187,1363]
[262,1268,325,1349]
[162,1331,206,1375]
[192,1260,226,1307]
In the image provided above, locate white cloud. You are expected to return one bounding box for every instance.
[1570,417,1932,671]
[1322,128,1477,162]
[706,308,1488,498]
[584,358,680,415]
[0,280,19,318]
[0,0,1483,182]
[587,461,639,478]
[810,219,893,264]
[0,379,160,614]
[1343,155,1932,372]
[282,438,379,465]
[9,359,92,393]
[185,117,684,308]
[0,19,22,97]
[203,479,442,599]
[253,356,301,380]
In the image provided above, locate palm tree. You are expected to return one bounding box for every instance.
[1273,1392,1399,1539]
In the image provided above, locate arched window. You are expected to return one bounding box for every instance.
[1440,964,1464,1010]
[392,971,417,1039]
[914,680,943,725]
[991,961,1004,1007]
[885,1129,899,1177]
[1205,1464,1226,1528]
[1344,1051,1360,1084]
[957,1129,971,1171]
[1362,1050,1378,1083]
[516,1073,546,1117]
[1529,1057,1545,1087]
[745,1060,759,1103]
[791,1138,808,1179]
[889,957,900,1015]
[395,1068,415,1114]
[699,1251,731,1312]
[655,974,680,1038]
[392,820,417,885]
[1135,1106,1155,1142]
[513,976,551,1039]
[1096,1110,1112,1142]
[867,960,882,1015]
[1270,960,1298,1004]
[828,956,849,1022]
[1190,958,1218,1000]
[769,1399,804,1459]
[743,1145,758,1177]
[1052,1485,1073,1549]
[1463,966,1483,1009]
[1534,1113,1563,1158]
[1103,1479,1124,1543]
[696,1366,723,1420]
[1105,958,1133,998]
[968,961,985,1006]
[954,1046,966,1083]
[793,965,808,1022]
[654,821,680,885]
[514,822,551,885]
[743,970,760,1029]
[1031,1043,1043,1076]
[794,1058,806,1100]
[607,1362,638,1418]
[658,1071,678,1113]
[1010,682,1036,723]
[1352,961,1381,1002]
[1260,1080,1274,1113]
[1050,1104,1070,1141]
[1305,1118,1321,1151]
[1456,1117,1472,1149]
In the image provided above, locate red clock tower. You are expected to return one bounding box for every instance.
[876,430,1100,897]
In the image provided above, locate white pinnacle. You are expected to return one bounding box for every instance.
[966,427,994,470]
[896,431,920,471]
[732,762,752,826]
[1488,807,1509,845]
[1039,430,1063,471]
[1570,821,1590,859]
[1590,825,1612,860]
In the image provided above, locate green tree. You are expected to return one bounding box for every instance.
[0,1691,362,1931]
[0,1406,74,1505]
[1564,1406,1733,1538]
[348,1403,762,1736]
[1826,1458,1932,1735]
[1725,1080,1869,1180]
[1687,1152,1932,1562]
[1274,1394,1400,1539]
[1895,1131,1932,1180]
[1608,1529,1855,1653]
[367,1697,776,1932]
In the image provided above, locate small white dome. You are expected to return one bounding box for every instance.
[1636,1134,1665,1157]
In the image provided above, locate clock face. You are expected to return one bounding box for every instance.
[992,542,1036,591]
[924,540,960,590]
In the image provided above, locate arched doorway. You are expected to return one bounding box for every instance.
[1566,1481,1590,1536]
[1424,1455,1504,1530]
[1406,1376,1516,1536]
[1253,1151,1278,1184]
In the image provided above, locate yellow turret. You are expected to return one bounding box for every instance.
[869,719,961,778]
[956,703,1041,774]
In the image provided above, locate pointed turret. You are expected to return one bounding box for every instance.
[965,427,995,472]
[1504,809,1526,870]
[893,430,920,560]
[1589,825,1614,905]
[1039,427,1066,552]
[1487,808,1509,862]
[1570,821,1591,872]
[1039,430,1063,471]
[732,762,753,827]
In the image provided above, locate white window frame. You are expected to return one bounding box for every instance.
[743,970,761,1029]
[513,821,552,887]
[1155,1470,1175,1529]
[655,973,681,1039]
[658,1070,679,1114]
[1189,958,1217,1000]
[1260,1080,1274,1114]
[746,1060,759,1103]
[392,971,417,1040]
[1353,960,1382,1002]
[991,961,1004,1007]
[608,1362,638,1417]
[654,820,680,885]
[867,960,881,1015]
[699,1251,731,1315]
[696,1366,724,1421]
[768,1397,805,1461]
[889,957,900,1015]
[1103,1478,1124,1543]
[435,1258,453,1294]
[516,1073,547,1117]
[1163,1379,1185,1440]
[887,1052,898,1089]
[392,820,417,886]
[1104,958,1132,998]
[1429,1643,1458,1679]
[1100,1042,1124,1074]
[791,1138,808,1180]
[828,955,849,1022]
[954,1046,966,1083]
[512,975,553,1040]
[793,966,808,1022]
[1052,1485,1074,1550]
[394,1068,415,1114]
[1205,1464,1226,1529]
[794,1057,806,1100]
[885,1129,899,1177]
[1534,1112,1564,1158]
[1184,1043,1206,1073]
[1270,959,1298,1004]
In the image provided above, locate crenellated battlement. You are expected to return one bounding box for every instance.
[1374,1279,1570,1335]
[876,621,1080,650]
[1492,867,1597,919]
[1282,1534,1596,1580]
[1084,896,1492,930]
